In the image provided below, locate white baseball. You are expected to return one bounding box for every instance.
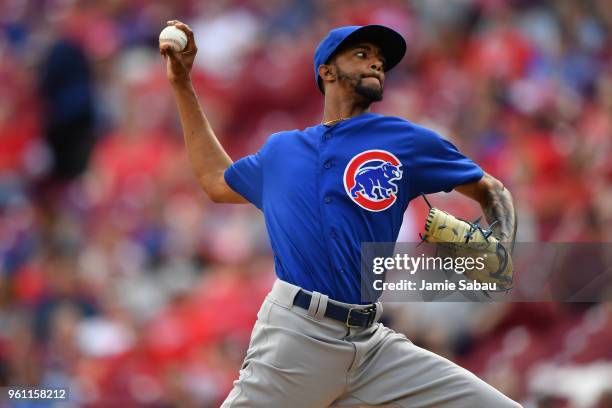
[159,25,188,52]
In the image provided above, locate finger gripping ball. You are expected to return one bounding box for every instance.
[159,26,188,52]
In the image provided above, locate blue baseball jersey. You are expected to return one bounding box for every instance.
[224,112,483,304]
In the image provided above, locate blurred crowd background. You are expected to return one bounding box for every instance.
[1,0,611,407]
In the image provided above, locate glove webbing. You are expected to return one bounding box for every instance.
[421,194,499,244]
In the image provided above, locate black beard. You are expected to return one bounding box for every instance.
[355,80,383,102]
[337,68,383,102]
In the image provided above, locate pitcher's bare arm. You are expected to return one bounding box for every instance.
[160,20,246,204]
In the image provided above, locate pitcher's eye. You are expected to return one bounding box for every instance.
[356,51,366,58]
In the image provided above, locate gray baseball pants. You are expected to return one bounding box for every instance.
[221,279,522,408]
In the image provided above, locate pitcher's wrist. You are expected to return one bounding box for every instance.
[170,76,193,90]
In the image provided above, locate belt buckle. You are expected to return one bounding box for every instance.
[345,307,361,328]
[345,305,376,328]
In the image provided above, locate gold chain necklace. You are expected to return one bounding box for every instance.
[321,117,350,126]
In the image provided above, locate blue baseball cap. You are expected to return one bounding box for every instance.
[314,25,406,93]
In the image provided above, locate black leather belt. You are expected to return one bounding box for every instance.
[293,290,377,328]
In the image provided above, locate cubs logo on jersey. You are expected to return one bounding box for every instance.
[343,150,403,212]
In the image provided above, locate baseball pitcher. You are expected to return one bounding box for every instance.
[161,20,520,408]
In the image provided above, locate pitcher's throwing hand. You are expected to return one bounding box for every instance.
[159,20,197,84]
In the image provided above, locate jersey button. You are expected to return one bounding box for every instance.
[324,133,332,140]
[324,196,332,203]
[324,161,331,169]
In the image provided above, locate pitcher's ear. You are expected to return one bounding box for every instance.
[319,64,336,83]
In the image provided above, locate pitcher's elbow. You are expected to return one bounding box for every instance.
[208,190,225,203]
[201,180,229,203]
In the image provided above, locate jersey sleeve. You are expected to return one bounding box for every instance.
[224,151,264,209]
[408,128,483,197]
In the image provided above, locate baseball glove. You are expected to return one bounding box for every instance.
[421,207,513,292]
